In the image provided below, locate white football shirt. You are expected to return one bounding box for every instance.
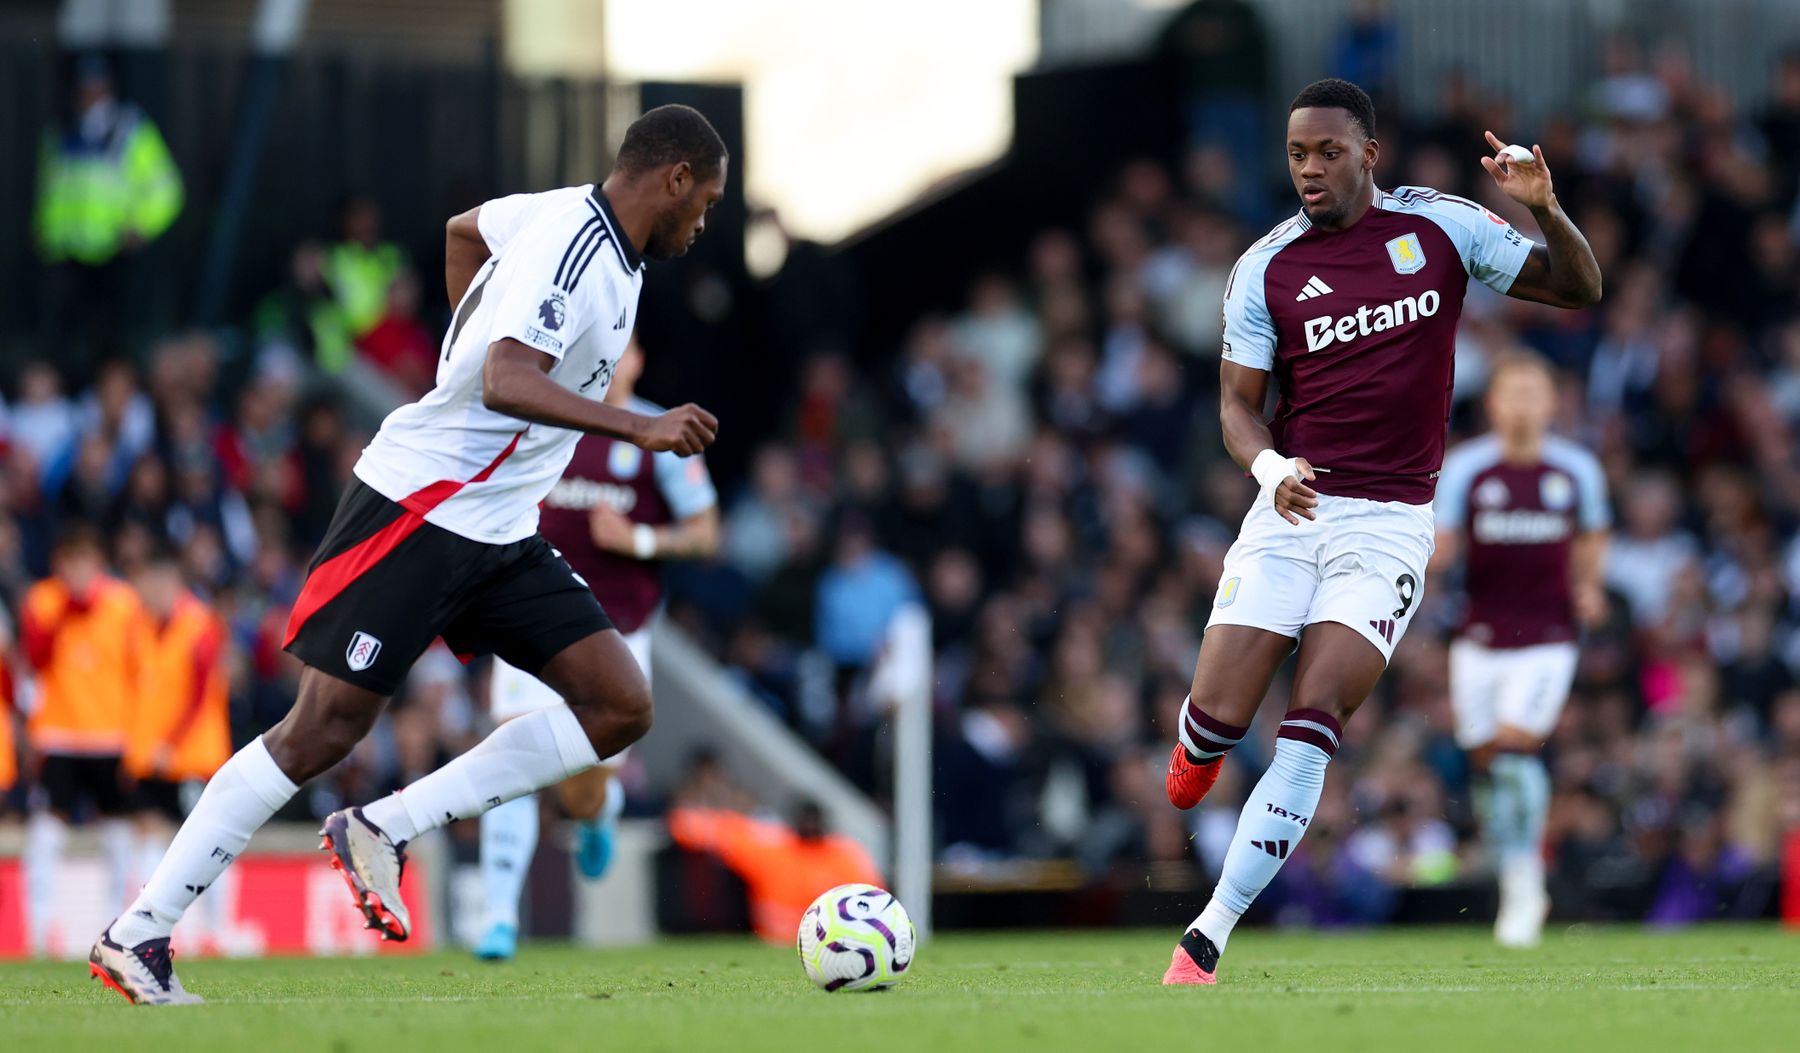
[354,184,645,543]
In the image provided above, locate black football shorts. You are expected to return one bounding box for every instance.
[39,753,131,818]
[284,478,613,695]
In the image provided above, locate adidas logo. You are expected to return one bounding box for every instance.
[1250,839,1290,859]
[1369,618,1396,644]
[613,308,628,331]
[1295,275,1334,301]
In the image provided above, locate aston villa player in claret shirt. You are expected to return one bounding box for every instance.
[476,336,720,962]
[1433,353,1610,950]
[1161,78,1603,985]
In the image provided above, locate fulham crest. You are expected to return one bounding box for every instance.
[347,631,383,672]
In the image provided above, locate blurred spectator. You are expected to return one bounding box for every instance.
[20,524,143,953]
[814,512,919,670]
[357,270,439,396]
[1143,207,1237,357]
[254,241,353,374]
[323,193,405,343]
[1605,472,1699,627]
[1760,52,1800,211]
[11,362,78,483]
[667,798,881,943]
[77,361,155,487]
[953,274,1042,395]
[125,552,231,918]
[1329,0,1400,105]
[1157,0,1272,222]
[35,54,183,376]
[724,445,813,584]
[938,698,1037,860]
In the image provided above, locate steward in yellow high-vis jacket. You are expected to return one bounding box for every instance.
[35,59,183,267]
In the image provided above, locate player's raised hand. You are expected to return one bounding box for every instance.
[1480,130,1555,209]
[638,403,718,456]
[1273,457,1319,525]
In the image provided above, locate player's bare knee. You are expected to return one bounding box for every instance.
[264,718,340,783]
[266,698,378,782]
[568,678,652,748]
[1188,682,1261,729]
[610,681,654,744]
[1189,627,1293,727]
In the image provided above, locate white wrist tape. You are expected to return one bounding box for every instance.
[632,524,658,560]
[1251,448,1300,491]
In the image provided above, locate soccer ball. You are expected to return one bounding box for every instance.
[796,884,915,992]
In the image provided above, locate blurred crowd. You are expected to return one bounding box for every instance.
[7,24,1800,932]
[672,33,1800,924]
[1,58,468,828]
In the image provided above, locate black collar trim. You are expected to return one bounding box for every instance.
[591,188,645,273]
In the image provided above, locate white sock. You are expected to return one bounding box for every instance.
[24,812,66,955]
[195,861,238,953]
[110,737,298,947]
[1189,711,1339,953]
[363,705,598,844]
[1500,852,1547,904]
[99,818,135,911]
[480,794,540,931]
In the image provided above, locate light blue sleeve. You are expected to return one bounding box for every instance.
[653,447,719,520]
[1411,191,1534,294]
[1220,245,1278,371]
[1559,442,1611,531]
[1433,441,1489,530]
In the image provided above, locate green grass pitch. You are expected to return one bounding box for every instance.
[4,925,1796,1052]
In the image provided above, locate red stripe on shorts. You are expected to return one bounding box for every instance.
[283,431,525,647]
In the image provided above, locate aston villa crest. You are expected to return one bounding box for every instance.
[1386,232,1426,274]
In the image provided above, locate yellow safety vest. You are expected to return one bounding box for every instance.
[35,104,183,266]
[323,241,405,338]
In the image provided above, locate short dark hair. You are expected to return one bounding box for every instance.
[141,543,184,572]
[52,520,104,558]
[1289,78,1377,140]
[615,104,727,180]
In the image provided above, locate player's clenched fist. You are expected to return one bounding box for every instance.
[1251,448,1319,525]
[638,403,718,455]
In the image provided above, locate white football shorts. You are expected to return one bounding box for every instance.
[1206,493,1434,663]
[1448,638,1579,748]
[488,624,653,763]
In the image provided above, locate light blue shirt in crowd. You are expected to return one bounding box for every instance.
[815,551,920,666]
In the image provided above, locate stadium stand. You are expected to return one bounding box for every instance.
[1,12,1798,938]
